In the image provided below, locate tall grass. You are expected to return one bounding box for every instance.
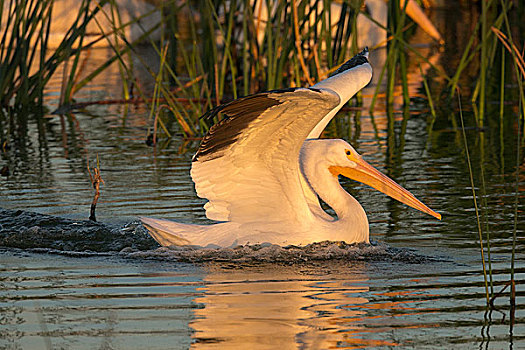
[2,1,519,136]
[1,0,449,135]
[0,0,108,109]
[494,3,525,318]
[457,88,491,304]
[448,0,517,123]
[145,0,368,137]
[447,0,523,311]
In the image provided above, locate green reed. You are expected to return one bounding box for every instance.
[387,0,410,109]
[0,0,108,109]
[157,0,454,136]
[0,0,448,135]
[489,2,523,310]
[58,1,162,112]
[449,0,514,120]
[366,0,442,113]
[457,89,491,304]
[144,0,367,135]
[69,5,161,95]
[443,0,523,309]
[497,1,524,313]
[479,0,489,127]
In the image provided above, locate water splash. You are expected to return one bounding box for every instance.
[0,208,157,252]
[0,208,437,263]
[121,241,436,264]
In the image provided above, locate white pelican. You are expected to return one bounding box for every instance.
[141,48,441,248]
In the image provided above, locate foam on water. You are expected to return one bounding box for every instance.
[120,241,436,264]
[0,208,438,263]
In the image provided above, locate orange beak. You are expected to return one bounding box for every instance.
[329,156,441,220]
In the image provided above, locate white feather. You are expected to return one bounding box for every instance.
[190,88,342,226]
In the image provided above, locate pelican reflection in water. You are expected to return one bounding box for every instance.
[190,263,403,349]
[141,48,440,247]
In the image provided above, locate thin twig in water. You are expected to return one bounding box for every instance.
[87,155,104,222]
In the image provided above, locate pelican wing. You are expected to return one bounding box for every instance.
[190,88,340,225]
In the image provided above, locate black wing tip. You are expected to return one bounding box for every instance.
[193,92,288,162]
[200,104,224,121]
[332,47,370,76]
[199,89,298,122]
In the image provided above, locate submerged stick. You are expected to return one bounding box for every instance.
[87,155,104,222]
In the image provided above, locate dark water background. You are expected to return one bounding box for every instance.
[1,2,524,349]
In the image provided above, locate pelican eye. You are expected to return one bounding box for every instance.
[345,149,357,162]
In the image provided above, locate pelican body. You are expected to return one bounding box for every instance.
[141,48,440,248]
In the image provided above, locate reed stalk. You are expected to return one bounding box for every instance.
[133,0,377,136]
[510,97,521,321]
[386,0,398,108]
[499,45,505,173]
[497,1,523,316]
[457,89,490,305]
[478,133,494,297]
[107,0,133,102]
[60,0,91,104]
[479,0,489,128]
[419,64,437,146]
[448,0,511,98]
[68,18,159,95]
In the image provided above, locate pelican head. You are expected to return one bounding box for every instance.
[301,139,441,221]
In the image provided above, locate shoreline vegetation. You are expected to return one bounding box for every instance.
[0,0,523,319]
[1,1,523,130]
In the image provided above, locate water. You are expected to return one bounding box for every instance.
[1,247,522,349]
[1,4,525,349]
